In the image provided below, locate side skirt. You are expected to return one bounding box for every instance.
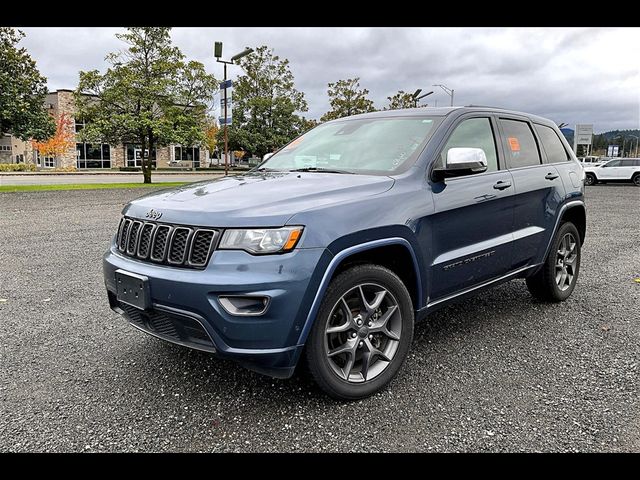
[415,264,539,320]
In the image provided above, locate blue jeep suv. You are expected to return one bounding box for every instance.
[103,107,586,400]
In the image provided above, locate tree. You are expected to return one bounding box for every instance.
[224,45,308,158]
[0,28,55,141]
[320,77,376,122]
[31,113,75,159]
[386,90,419,110]
[204,119,219,159]
[75,27,217,183]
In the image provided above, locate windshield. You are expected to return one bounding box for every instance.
[258,116,442,175]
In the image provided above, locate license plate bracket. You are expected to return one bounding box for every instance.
[115,269,151,310]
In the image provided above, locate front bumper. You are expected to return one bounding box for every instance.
[103,243,330,378]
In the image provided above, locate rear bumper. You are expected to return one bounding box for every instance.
[103,243,330,378]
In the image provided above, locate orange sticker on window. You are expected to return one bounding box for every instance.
[508,137,520,151]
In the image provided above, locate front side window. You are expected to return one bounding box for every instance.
[499,119,541,169]
[437,117,498,172]
[260,116,442,175]
[603,160,621,167]
[534,124,569,163]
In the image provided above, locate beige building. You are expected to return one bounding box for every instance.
[1,89,209,169]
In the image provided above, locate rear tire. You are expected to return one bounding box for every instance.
[305,264,414,400]
[584,173,596,186]
[526,222,581,302]
[633,174,640,186]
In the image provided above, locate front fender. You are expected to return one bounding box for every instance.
[294,234,423,349]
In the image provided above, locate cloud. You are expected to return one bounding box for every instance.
[19,26,640,132]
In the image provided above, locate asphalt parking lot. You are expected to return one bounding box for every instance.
[1,185,638,452]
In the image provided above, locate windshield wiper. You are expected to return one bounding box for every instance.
[256,167,280,172]
[289,167,354,174]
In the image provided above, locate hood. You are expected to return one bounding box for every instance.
[123,171,395,227]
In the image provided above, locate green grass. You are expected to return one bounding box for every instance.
[0,182,188,193]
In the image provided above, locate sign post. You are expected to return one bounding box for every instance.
[573,124,593,156]
[215,43,253,176]
[218,78,233,175]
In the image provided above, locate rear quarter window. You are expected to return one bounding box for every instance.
[534,124,570,163]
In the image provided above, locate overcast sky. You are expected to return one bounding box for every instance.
[20,27,640,133]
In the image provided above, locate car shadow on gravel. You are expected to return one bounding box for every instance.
[110,278,542,406]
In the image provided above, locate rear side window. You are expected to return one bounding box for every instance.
[499,119,541,169]
[534,124,569,163]
[621,159,635,167]
[438,117,499,172]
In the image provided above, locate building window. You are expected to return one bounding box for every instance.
[172,145,200,168]
[76,141,112,168]
[36,151,55,168]
[75,118,85,133]
[0,145,12,152]
[15,154,24,163]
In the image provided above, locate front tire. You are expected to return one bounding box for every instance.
[305,264,414,400]
[633,174,640,186]
[526,222,581,302]
[584,173,596,186]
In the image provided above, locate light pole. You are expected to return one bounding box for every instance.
[214,42,253,176]
[433,84,454,106]
[411,89,433,108]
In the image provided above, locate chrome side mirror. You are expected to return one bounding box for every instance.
[446,147,488,173]
[433,147,488,181]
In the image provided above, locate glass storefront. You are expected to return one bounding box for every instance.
[172,145,200,167]
[76,142,111,168]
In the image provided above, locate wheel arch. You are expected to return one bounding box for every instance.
[560,203,586,246]
[295,238,423,346]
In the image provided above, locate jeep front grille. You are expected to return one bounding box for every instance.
[116,217,218,269]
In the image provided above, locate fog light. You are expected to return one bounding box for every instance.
[218,295,270,316]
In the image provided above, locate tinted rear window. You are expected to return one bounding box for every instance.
[534,124,569,163]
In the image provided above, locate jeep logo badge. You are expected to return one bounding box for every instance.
[145,209,162,220]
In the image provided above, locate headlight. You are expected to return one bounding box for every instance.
[219,226,304,254]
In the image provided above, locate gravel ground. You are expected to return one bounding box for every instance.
[0,185,638,452]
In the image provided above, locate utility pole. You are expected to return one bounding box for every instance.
[214,42,253,176]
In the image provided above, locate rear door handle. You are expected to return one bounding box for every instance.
[545,172,559,180]
[493,180,512,190]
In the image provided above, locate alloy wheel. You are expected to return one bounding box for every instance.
[556,233,578,291]
[324,283,402,383]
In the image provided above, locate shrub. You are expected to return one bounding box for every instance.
[0,163,37,172]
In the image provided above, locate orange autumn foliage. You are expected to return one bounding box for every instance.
[205,124,219,153]
[32,113,75,157]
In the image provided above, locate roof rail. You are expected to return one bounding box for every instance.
[464,104,504,108]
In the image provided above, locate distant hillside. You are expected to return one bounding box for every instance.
[560,128,640,155]
[560,128,574,145]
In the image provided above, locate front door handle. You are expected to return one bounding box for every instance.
[545,172,559,180]
[493,180,512,190]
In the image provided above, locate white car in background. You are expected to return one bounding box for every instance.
[579,155,608,166]
[583,158,640,186]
